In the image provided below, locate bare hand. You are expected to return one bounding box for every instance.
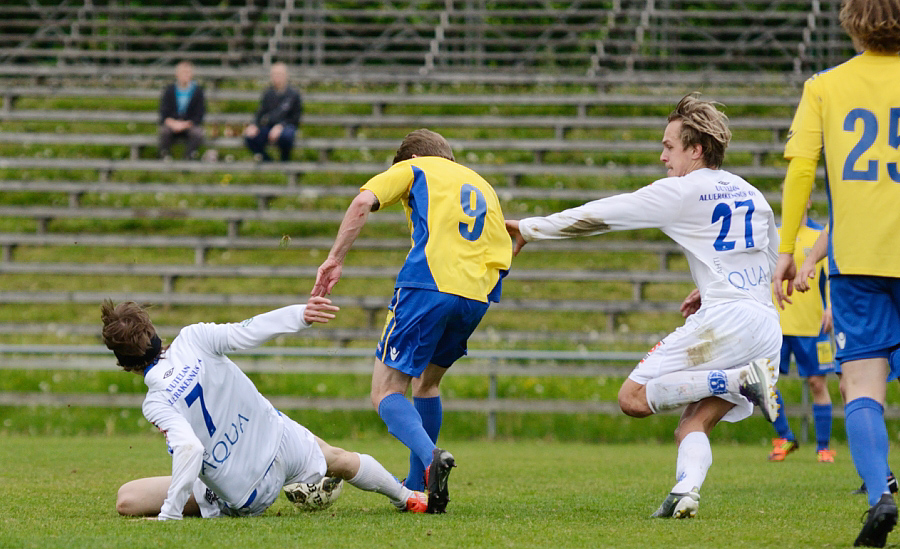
[772,253,796,309]
[244,124,259,138]
[312,257,343,297]
[794,258,817,293]
[680,288,701,318]
[165,119,188,133]
[821,307,833,334]
[304,296,339,324]
[505,220,527,256]
[268,124,283,143]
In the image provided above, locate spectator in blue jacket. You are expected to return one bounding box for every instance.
[158,61,206,160]
[243,62,302,162]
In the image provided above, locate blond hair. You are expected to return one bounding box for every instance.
[667,93,732,169]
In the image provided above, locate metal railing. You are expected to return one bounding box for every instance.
[0,343,642,438]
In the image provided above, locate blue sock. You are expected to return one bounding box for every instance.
[845,397,890,506]
[813,403,833,452]
[406,396,443,490]
[377,393,436,477]
[772,390,795,440]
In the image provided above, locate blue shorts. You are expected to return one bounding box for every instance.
[780,334,835,378]
[375,288,490,377]
[830,275,900,367]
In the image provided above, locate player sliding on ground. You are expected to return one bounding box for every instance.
[102,296,428,519]
[506,93,781,519]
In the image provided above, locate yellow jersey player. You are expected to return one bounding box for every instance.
[772,0,900,545]
[768,216,835,463]
[313,129,512,514]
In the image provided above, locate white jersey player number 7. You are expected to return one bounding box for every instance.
[142,307,310,517]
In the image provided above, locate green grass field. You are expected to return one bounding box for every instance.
[0,74,876,548]
[0,434,882,549]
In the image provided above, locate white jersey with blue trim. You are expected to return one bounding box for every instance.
[141,305,311,520]
[519,168,779,310]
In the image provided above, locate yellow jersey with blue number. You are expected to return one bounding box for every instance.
[775,219,828,337]
[784,51,900,277]
[361,156,511,303]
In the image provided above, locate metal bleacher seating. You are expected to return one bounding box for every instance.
[0,1,852,84]
[0,1,848,428]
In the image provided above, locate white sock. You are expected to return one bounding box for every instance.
[645,368,745,412]
[348,453,410,505]
[672,431,712,493]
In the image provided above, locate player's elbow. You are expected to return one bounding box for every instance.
[352,190,379,212]
[174,441,204,464]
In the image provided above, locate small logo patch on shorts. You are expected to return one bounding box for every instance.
[816,341,834,365]
[836,332,846,349]
[639,340,664,364]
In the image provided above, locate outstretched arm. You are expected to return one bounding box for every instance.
[312,190,379,297]
[517,179,681,244]
[204,298,339,354]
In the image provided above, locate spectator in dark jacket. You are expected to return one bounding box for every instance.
[243,62,302,162]
[158,61,206,160]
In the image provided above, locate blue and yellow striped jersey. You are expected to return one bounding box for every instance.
[785,51,900,276]
[775,219,828,337]
[361,156,512,303]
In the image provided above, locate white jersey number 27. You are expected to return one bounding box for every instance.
[712,200,756,251]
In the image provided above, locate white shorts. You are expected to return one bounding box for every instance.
[194,417,328,518]
[628,300,782,423]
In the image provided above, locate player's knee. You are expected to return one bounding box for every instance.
[838,376,850,401]
[617,388,652,418]
[115,485,142,516]
[317,438,356,480]
[807,376,828,397]
[411,380,441,399]
[370,388,390,410]
[327,452,352,480]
